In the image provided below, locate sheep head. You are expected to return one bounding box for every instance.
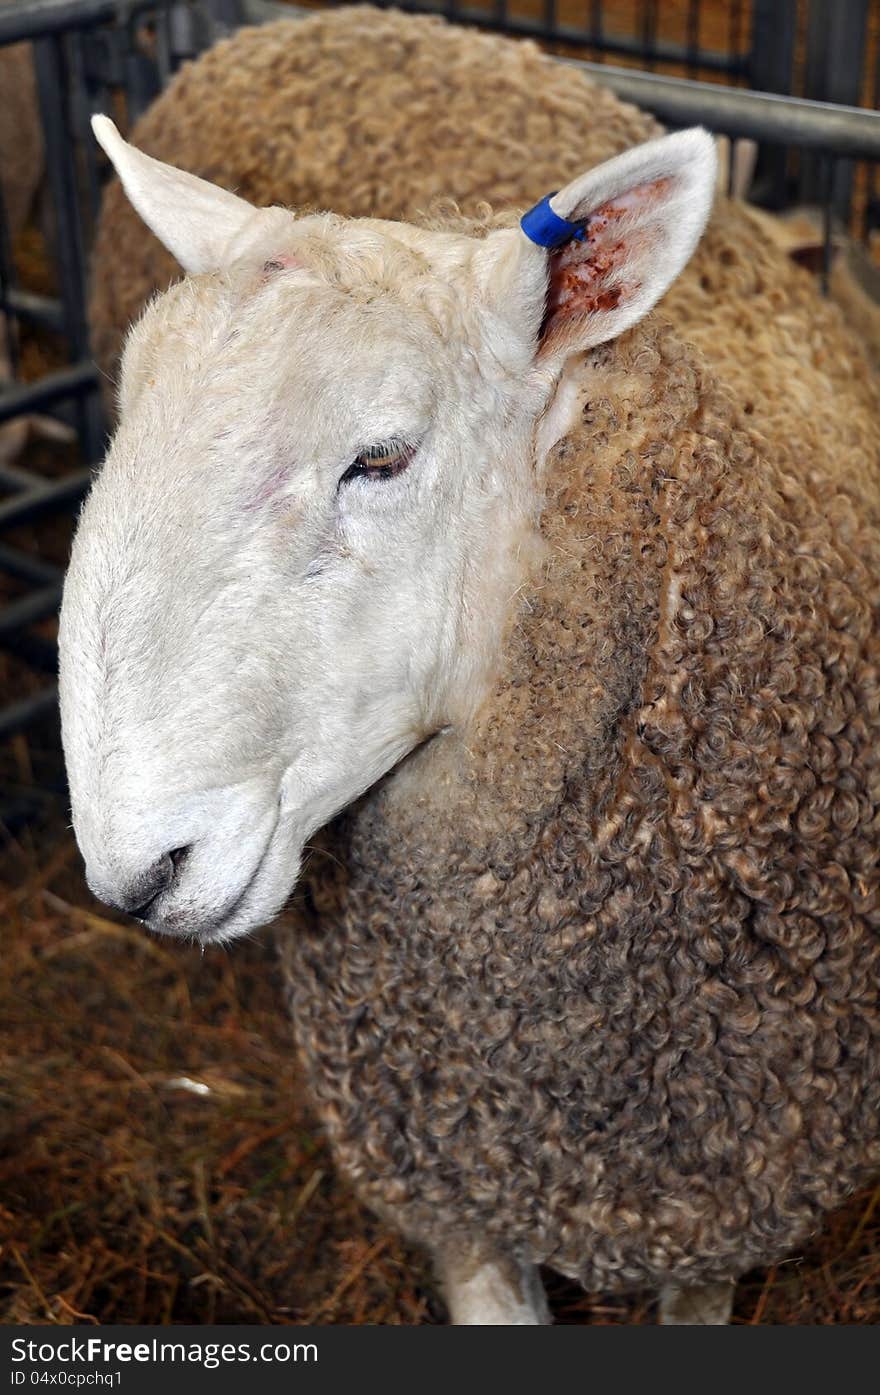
[58,117,715,943]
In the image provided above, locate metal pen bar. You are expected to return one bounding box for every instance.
[34,32,109,463]
[394,5,745,72]
[748,0,796,93]
[122,12,163,123]
[0,461,44,492]
[0,468,91,531]
[686,0,700,79]
[0,543,63,586]
[589,0,603,51]
[31,38,87,359]
[728,0,744,75]
[800,0,870,222]
[0,363,99,425]
[203,0,247,25]
[0,584,63,638]
[0,687,58,742]
[0,0,120,45]
[33,33,94,459]
[562,60,880,160]
[155,2,173,85]
[640,0,658,72]
[1,289,66,334]
[68,26,102,238]
[1,629,59,674]
[168,0,195,64]
[0,179,21,381]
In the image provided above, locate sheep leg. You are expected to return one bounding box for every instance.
[435,1247,551,1325]
[658,1280,735,1325]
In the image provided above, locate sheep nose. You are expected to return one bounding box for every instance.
[111,847,189,920]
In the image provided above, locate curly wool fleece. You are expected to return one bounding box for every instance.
[284,316,880,1290]
[90,9,880,1292]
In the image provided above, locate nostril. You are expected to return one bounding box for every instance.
[127,889,166,921]
[123,845,191,921]
[169,845,190,873]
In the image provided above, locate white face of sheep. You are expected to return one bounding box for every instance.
[58,117,715,943]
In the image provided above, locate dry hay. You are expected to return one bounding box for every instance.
[1,811,879,1326]
[1,814,435,1325]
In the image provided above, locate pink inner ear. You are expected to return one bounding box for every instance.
[542,176,671,342]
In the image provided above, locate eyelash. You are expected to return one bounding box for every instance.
[338,439,415,488]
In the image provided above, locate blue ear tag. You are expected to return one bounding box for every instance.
[520,193,587,249]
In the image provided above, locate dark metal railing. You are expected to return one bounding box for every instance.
[353,0,793,79]
[395,0,750,74]
[571,63,880,159]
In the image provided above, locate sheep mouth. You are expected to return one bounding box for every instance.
[192,866,269,944]
[139,807,285,945]
[138,869,259,943]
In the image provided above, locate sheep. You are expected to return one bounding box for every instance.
[87,8,880,405]
[59,9,880,1325]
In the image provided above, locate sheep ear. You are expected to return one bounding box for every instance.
[91,115,259,275]
[480,129,716,368]
[536,129,716,360]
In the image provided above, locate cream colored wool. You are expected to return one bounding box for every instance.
[84,7,880,1311]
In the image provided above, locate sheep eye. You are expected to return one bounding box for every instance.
[339,440,414,487]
